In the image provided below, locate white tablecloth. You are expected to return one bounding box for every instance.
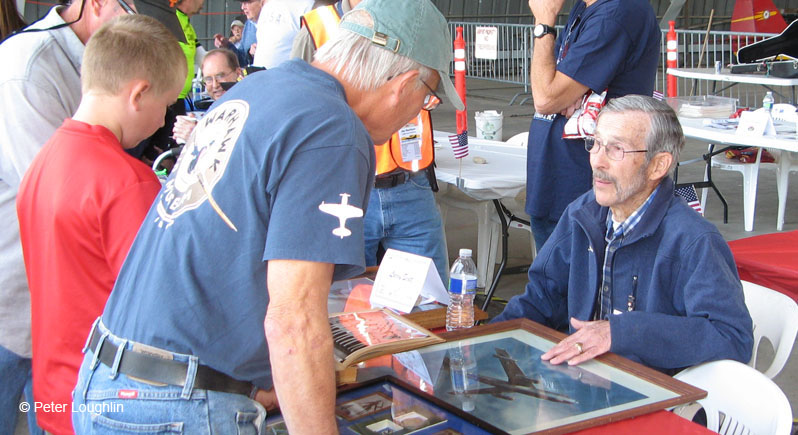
[432,131,527,201]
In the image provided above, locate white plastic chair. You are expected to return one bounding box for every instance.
[505,132,528,147]
[741,280,798,379]
[705,104,797,231]
[673,360,793,435]
[771,104,798,231]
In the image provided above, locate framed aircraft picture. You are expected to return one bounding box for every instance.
[263,376,501,434]
[383,319,706,434]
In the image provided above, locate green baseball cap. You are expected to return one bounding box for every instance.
[339,0,465,111]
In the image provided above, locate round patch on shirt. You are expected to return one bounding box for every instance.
[156,100,249,229]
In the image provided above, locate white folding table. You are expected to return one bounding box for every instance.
[667,67,798,103]
[432,131,528,310]
[678,117,798,231]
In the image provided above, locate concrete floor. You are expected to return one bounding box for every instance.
[431,78,798,430]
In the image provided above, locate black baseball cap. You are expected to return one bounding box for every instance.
[132,0,186,43]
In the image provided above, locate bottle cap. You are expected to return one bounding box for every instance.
[458,248,472,257]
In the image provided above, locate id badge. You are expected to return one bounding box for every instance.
[398,123,422,163]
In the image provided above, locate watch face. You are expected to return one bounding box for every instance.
[534,25,544,37]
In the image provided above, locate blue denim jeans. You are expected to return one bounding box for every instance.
[0,344,42,435]
[529,216,560,254]
[365,172,449,284]
[72,320,266,434]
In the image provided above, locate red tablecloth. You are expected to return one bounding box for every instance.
[574,410,713,434]
[728,231,798,301]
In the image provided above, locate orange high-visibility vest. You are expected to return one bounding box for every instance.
[302,5,435,176]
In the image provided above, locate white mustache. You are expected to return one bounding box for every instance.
[593,170,616,184]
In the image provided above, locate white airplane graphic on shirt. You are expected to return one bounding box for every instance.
[318,193,363,238]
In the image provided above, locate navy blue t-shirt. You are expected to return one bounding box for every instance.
[525,0,660,221]
[102,59,375,389]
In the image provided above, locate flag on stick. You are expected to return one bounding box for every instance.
[449,131,469,158]
[674,184,704,215]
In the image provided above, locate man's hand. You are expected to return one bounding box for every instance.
[172,114,197,144]
[528,0,565,24]
[541,318,611,365]
[213,33,227,48]
[254,388,279,412]
[559,96,583,117]
[249,42,257,57]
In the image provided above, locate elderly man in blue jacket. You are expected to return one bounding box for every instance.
[494,95,753,374]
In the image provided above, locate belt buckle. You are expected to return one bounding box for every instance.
[392,172,408,187]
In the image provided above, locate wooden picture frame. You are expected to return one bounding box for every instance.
[379,318,707,434]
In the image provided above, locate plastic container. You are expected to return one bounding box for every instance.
[446,249,477,331]
[665,95,737,118]
[475,110,503,140]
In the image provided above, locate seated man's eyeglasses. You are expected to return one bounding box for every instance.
[584,137,648,161]
[202,71,237,87]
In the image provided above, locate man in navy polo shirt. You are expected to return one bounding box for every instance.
[524,0,660,250]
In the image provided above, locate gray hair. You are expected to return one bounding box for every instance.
[598,95,685,170]
[313,14,434,92]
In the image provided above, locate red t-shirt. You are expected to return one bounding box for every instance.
[17,119,161,434]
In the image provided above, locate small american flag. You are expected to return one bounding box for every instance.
[652,90,664,101]
[674,184,704,215]
[448,130,469,159]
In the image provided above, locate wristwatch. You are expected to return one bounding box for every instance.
[533,23,556,39]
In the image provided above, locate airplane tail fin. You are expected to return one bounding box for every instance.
[731,0,787,34]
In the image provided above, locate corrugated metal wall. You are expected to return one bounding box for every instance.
[21,0,798,44]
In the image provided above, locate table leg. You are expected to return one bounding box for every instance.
[776,151,792,231]
[742,149,763,232]
[482,200,509,312]
[675,143,729,223]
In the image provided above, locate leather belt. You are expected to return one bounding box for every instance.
[374,171,410,189]
[88,328,253,397]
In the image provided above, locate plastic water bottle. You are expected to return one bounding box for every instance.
[446,249,477,331]
[763,91,774,113]
[191,76,203,103]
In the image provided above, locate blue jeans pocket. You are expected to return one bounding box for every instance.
[235,411,263,435]
[90,413,183,433]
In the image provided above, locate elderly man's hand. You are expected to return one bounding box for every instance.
[213,33,227,48]
[254,388,279,412]
[528,0,566,23]
[172,114,197,144]
[541,318,611,365]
